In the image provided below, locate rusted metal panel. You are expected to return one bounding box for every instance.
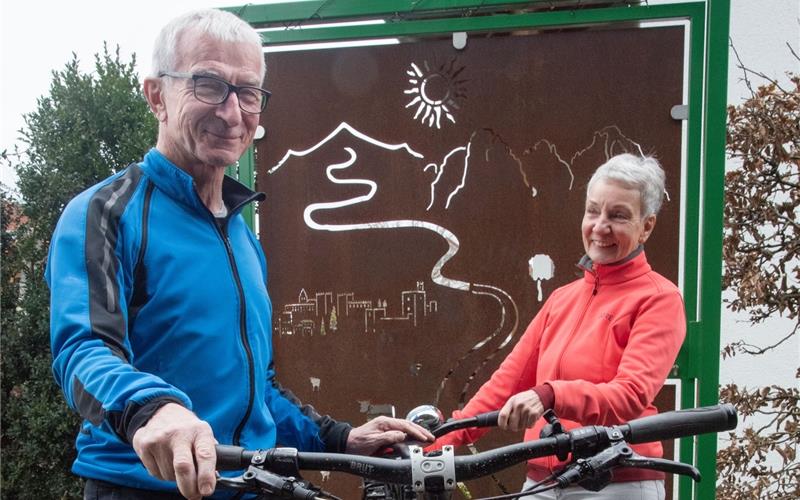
[257,24,683,497]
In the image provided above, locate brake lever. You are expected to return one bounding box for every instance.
[216,473,250,490]
[556,440,702,492]
[555,441,629,489]
[618,455,701,482]
[217,466,338,499]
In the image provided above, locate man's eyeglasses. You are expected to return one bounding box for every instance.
[158,72,271,114]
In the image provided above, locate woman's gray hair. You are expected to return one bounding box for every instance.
[587,154,667,217]
[151,9,265,80]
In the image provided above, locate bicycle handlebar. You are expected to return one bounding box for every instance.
[216,403,737,485]
[621,403,737,444]
[216,444,255,471]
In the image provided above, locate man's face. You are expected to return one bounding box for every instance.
[155,30,263,170]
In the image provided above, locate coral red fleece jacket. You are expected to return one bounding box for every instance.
[436,248,686,483]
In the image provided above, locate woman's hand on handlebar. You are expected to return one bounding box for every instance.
[345,415,435,455]
[499,389,545,432]
[132,403,217,500]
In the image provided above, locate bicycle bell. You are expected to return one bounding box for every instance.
[405,404,444,432]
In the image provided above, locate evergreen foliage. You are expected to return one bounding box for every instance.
[1,45,157,499]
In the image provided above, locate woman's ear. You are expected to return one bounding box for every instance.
[639,214,657,244]
[143,77,167,122]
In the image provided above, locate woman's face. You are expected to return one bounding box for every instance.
[581,179,656,265]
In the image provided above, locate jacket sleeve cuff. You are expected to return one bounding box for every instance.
[532,383,555,411]
[318,417,353,453]
[115,396,188,444]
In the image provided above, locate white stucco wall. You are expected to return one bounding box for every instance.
[720,0,799,396]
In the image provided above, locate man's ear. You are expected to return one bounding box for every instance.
[143,77,167,122]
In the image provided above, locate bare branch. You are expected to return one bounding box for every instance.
[730,39,756,96]
[787,41,800,63]
[727,327,797,355]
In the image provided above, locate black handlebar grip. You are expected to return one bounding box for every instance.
[474,410,500,428]
[622,404,737,444]
[433,410,501,438]
[215,444,254,470]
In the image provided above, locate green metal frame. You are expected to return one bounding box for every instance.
[226,146,256,228]
[225,1,730,497]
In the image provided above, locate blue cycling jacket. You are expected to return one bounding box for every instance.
[46,148,350,494]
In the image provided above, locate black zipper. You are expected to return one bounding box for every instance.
[211,211,256,446]
[200,185,262,445]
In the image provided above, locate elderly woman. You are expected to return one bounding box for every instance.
[436,154,685,500]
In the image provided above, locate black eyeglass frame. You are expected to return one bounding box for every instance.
[158,71,271,114]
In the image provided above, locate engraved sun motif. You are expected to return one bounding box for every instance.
[404,60,467,129]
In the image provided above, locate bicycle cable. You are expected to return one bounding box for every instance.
[476,480,560,500]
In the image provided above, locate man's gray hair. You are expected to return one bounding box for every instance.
[587,153,667,217]
[151,9,264,80]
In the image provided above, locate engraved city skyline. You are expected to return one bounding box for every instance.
[276,281,438,337]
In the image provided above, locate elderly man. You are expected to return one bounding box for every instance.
[46,9,431,500]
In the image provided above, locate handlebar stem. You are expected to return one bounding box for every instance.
[410,445,457,494]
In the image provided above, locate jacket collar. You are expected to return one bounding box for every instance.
[139,148,265,217]
[578,245,651,285]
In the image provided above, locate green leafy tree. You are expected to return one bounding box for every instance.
[1,44,157,499]
[716,61,799,499]
[330,306,338,331]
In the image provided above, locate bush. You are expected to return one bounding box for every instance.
[717,72,799,499]
[1,45,156,499]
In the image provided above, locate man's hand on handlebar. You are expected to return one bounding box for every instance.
[499,389,545,432]
[132,403,217,500]
[346,415,435,455]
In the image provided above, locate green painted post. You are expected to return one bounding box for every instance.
[696,0,730,499]
[678,4,708,497]
[679,377,698,499]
